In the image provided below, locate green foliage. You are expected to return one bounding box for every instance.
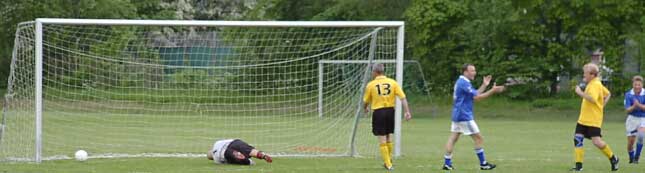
[611,74,636,96]
[252,0,333,20]
[404,0,475,94]
[169,69,209,88]
[0,0,172,89]
[515,0,645,96]
[131,0,176,19]
[252,0,409,21]
[3,0,645,99]
[404,0,645,98]
[530,98,579,110]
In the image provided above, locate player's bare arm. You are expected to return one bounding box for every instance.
[477,75,492,94]
[575,86,596,104]
[400,98,412,121]
[474,82,505,101]
[603,93,611,106]
[363,103,370,114]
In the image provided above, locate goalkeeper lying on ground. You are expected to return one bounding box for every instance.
[207,139,273,165]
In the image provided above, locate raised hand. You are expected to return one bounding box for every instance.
[492,82,505,93]
[483,75,493,86]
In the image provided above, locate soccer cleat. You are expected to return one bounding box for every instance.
[570,162,583,172]
[263,154,273,163]
[610,155,619,171]
[442,164,454,170]
[480,162,496,170]
[383,164,393,171]
[569,167,583,172]
[634,157,640,164]
[256,152,272,163]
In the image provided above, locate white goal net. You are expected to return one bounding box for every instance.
[1,19,405,162]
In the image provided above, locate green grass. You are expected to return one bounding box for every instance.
[1,97,643,173]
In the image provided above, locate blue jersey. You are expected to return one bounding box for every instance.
[452,76,478,122]
[625,89,645,117]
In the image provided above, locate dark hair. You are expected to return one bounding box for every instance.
[461,64,474,72]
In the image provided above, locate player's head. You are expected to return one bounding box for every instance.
[633,75,643,92]
[461,64,476,80]
[207,149,214,160]
[371,63,385,78]
[591,48,603,64]
[582,63,599,82]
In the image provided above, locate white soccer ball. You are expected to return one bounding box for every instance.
[75,150,88,161]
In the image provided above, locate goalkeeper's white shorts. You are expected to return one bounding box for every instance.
[451,120,480,135]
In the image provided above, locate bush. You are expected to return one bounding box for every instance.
[504,81,551,100]
[169,69,209,88]
[610,73,635,95]
[530,98,579,110]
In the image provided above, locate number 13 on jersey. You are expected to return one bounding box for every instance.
[375,84,391,95]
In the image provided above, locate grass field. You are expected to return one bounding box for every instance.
[1,96,644,173]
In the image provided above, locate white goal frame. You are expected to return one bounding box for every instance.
[32,18,405,162]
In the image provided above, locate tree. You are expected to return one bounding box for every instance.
[405,0,645,97]
[404,0,469,94]
[0,0,140,88]
[509,0,645,96]
[250,0,409,21]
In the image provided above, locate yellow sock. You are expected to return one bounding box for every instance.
[600,145,614,159]
[379,143,392,168]
[386,142,394,157]
[574,147,584,163]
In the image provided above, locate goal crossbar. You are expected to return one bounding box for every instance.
[36,18,404,27]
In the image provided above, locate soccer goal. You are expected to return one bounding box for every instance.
[0,19,404,162]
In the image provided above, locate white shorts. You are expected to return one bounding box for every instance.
[626,115,645,136]
[451,120,480,135]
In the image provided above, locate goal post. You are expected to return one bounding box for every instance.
[1,19,405,162]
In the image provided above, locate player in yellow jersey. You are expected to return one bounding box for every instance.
[571,63,618,171]
[362,63,412,171]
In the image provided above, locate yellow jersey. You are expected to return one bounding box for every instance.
[578,77,610,127]
[363,75,406,110]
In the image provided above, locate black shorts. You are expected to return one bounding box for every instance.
[575,123,602,139]
[372,107,395,136]
[224,139,256,165]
